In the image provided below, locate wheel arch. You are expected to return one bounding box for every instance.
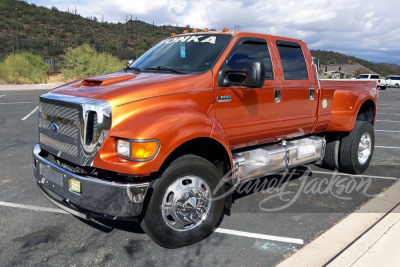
[356,99,376,125]
[158,137,232,179]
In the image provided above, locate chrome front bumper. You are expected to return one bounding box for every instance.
[32,144,149,219]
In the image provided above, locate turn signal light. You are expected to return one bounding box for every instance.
[131,141,159,160]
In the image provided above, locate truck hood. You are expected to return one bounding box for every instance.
[51,71,214,107]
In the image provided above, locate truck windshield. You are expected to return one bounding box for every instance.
[129,34,232,74]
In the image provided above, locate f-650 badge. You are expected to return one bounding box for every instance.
[165,36,217,44]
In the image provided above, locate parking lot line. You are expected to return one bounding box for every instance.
[375,146,400,150]
[378,113,400,116]
[375,130,400,133]
[0,201,68,214]
[0,94,6,98]
[21,106,39,121]
[0,200,304,245]
[379,108,400,110]
[376,120,400,123]
[215,228,304,245]
[0,101,35,105]
[310,171,397,180]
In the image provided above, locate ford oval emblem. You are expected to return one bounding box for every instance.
[49,122,59,133]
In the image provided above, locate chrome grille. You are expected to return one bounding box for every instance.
[40,133,79,157]
[40,102,79,121]
[39,117,79,139]
[38,93,112,166]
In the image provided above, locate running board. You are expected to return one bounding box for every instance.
[232,136,326,182]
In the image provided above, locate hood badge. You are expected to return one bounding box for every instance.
[49,122,60,133]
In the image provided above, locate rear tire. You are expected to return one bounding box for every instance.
[339,121,375,174]
[395,84,399,88]
[141,155,225,248]
[321,133,341,170]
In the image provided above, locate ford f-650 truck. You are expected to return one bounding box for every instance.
[33,30,378,248]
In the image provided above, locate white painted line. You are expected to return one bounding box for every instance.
[0,200,304,245]
[310,170,398,180]
[0,201,68,214]
[379,108,400,110]
[376,120,400,123]
[0,94,6,98]
[215,228,304,245]
[375,130,400,133]
[375,146,400,150]
[378,113,400,116]
[21,106,39,121]
[0,102,35,105]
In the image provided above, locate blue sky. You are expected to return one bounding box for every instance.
[28,0,400,65]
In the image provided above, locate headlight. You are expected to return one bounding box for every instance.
[116,138,160,161]
[117,139,131,157]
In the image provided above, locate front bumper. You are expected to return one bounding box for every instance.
[33,144,149,219]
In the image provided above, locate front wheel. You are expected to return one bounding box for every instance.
[141,155,226,248]
[395,83,399,88]
[339,121,375,174]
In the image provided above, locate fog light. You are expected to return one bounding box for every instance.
[117,139,131,158]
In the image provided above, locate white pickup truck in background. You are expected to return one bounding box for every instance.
[383,75,400,88]
[357,74,386,90]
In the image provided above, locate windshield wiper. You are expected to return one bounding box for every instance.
[145,66,184,74]
[124,66,141,72]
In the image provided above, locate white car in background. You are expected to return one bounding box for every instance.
[384,76,400,88]
[356,74,386,90]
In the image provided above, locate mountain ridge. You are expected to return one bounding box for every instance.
[1,0,399,76]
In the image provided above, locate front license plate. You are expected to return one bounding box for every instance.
[69,179,81,194]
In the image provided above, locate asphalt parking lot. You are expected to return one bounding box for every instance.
[0,87,399,266]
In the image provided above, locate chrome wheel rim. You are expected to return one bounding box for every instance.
[358,132,372,165]
[162,176,211,231]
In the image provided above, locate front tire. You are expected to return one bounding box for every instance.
[141,155,225,248]
[339,121,375,174]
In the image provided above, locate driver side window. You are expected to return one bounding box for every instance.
[227,41,274,80]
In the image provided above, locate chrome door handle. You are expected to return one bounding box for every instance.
[274,89,281,103]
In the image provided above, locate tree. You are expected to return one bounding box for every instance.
[62,44,124,80]
[0,52,49,84]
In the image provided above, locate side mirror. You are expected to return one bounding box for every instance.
[312,57,320,73]
[218,61,265,88]
[126,59,134,68]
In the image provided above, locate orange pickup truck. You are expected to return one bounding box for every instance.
[33,30,378,248]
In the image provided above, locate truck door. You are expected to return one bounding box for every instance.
[274,40,319,138]
[215,37,281,149]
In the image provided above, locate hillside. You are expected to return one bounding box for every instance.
[0,0,193,62]
[1,0,400,77]
[310,50,400,77]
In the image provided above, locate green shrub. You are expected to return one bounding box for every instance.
[0,52,49,84]
[62,44,124,80]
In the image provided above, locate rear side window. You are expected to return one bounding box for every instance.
[227,41,274,80]
[371,75,380,79]
[276,41,308,80]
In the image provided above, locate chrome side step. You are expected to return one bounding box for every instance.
[233,136,325,182]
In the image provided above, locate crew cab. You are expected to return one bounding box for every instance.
[357,73,386,90]
[33,30,378,248]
